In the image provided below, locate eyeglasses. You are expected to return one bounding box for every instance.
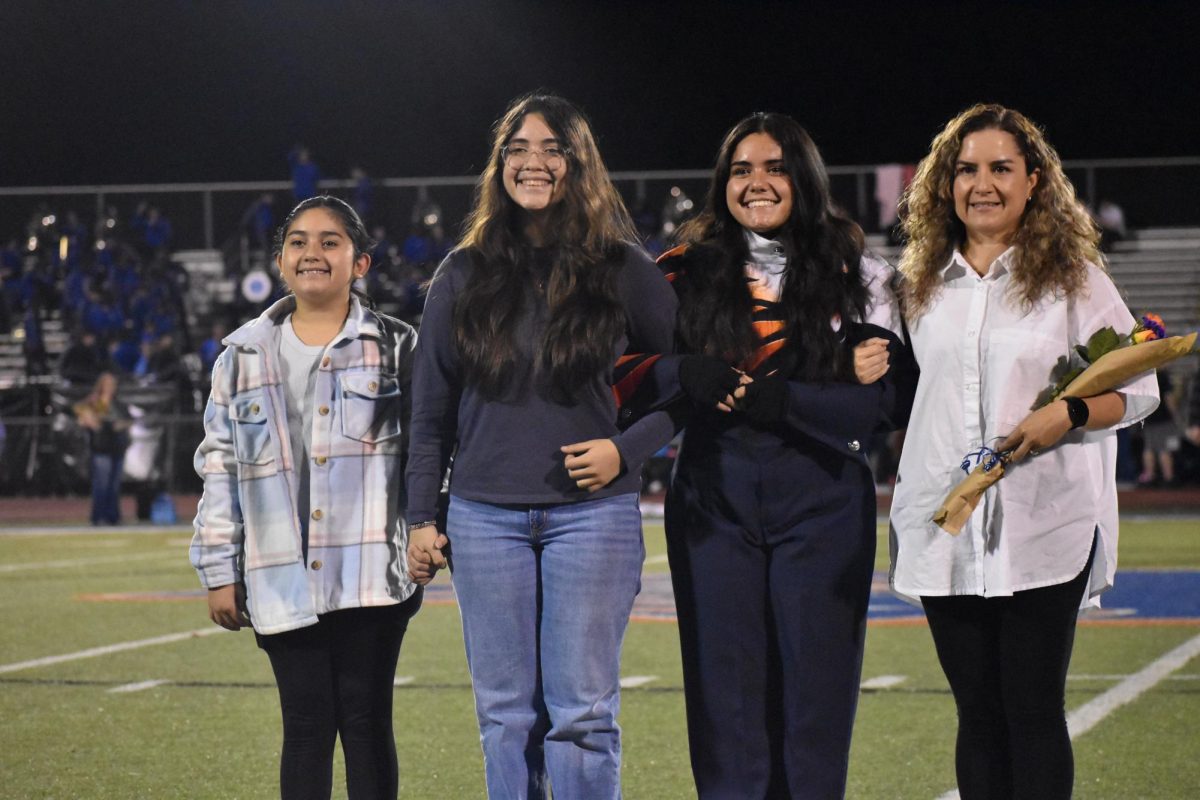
[501,144,569,170]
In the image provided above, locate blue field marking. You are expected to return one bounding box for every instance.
[1096,570,1200,619]
[865,569,1200,624]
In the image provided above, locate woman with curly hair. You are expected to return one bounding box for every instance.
[652,112,914,798]
[404,93,676,799]
[888,104,1159,799]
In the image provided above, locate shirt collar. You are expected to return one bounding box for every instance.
[225,295,379,347]
[743,229,788,272]
[943,246,1017,280]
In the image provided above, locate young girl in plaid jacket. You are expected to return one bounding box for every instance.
[191,196,420,800]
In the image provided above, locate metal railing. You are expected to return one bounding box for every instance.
[3,157,1199,252]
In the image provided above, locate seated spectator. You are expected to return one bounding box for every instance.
[81,287,124,340]
[135,331,192,407]
[108,326,142,374]
[132,203,173,257]
[401,222,435,265]
[197,321,227,376]
[58,328,109,386]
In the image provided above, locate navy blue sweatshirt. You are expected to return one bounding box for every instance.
[405,244,677,523]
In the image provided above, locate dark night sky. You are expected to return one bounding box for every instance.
[4,0,1198,187]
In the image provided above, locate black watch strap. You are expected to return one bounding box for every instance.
[1064,396,1089,429]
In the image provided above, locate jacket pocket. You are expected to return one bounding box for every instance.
[229,393,275,466]
[339,372,403,444]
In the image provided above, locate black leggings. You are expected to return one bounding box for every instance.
[256,592,422,800]
[922,555,1091,800]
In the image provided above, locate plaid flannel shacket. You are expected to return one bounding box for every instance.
[190,296,418,634]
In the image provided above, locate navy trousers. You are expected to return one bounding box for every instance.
[666,436,876,799]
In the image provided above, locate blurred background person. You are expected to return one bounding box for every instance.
[1137,370,1180,486]
[289,145,321,202]
[74,371,132,525]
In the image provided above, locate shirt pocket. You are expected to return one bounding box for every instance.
[985,328,1065,428]
[229,393,275,466]
[339,372,403,445]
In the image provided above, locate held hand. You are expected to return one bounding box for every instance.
[561,438,623,492]
[997,400,1073,463]
[679,355,744,412]
[208,582,249,631]
[1187,425,1200,447]
[407,526,449,585]
[718,375,752,412]
[853,337,891,385]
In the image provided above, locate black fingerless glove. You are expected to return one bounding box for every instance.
[740,376,789,424]
[678,355,742,407]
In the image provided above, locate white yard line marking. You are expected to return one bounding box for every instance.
[1070,673,1200,681]
[108,679,171,694]
[393,676,414,686]
[619,675,658,688]
[0,628,225,675]
[0,551,173,573]
[861,674,906,690]
[643,554,669,566]
[934,631,1200,800]
[0,525,189,537]
[1067,631,1200,738]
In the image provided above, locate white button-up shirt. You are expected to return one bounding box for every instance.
[890,249,1159,606]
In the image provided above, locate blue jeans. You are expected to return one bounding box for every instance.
[447,493,645,800]
[90,453,123,525]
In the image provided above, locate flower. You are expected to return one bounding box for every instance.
[1040,314,1168,405]
[1133,313,1166,343]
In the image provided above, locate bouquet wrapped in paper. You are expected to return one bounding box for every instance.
[933,315,1197,534]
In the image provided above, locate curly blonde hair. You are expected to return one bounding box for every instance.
[898,104,1102,319]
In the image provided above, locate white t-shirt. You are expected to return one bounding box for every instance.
[889,248,1159,606]
[279,315,326,548]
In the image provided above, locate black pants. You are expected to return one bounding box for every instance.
[256,592,422,800]
[922,552,1092,800]
[666,457,876,799]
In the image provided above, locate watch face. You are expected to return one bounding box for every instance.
[1067,396,1089,428]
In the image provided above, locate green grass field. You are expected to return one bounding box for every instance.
[2,519,1197,799]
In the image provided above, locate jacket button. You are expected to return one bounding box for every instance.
[368,380,378,392]
[250,403,260,415]
[848,440,861,452]
[319,405,330,416]
[321,356,331,368]
[310,560,322,570]
[314,456,327,466]
[312,509,323,520]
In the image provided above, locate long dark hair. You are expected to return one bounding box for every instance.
[274,195,377,308]
[675,113,867,381]
[453,93,637,402]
